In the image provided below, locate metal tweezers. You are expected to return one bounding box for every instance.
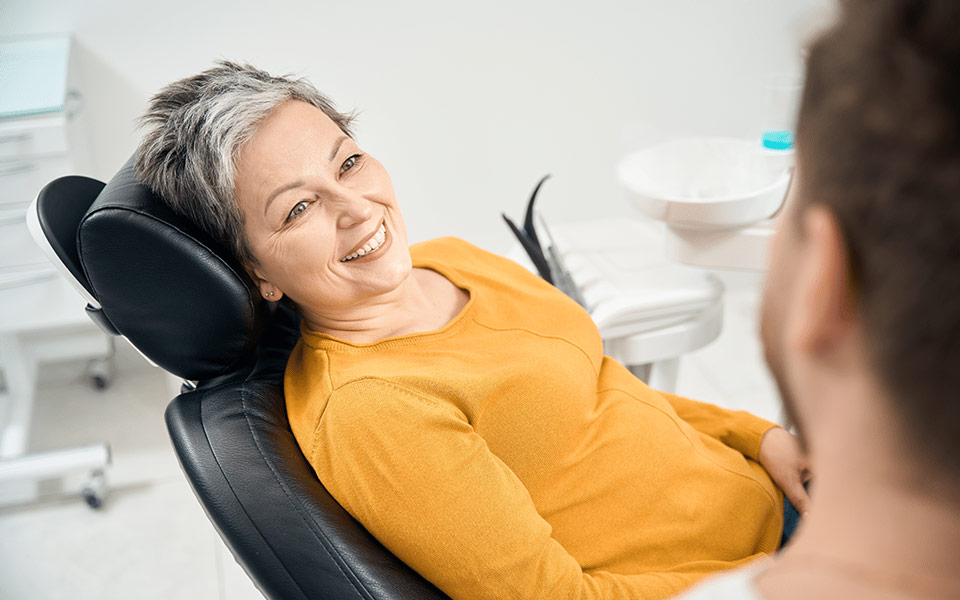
[502,175,587,308]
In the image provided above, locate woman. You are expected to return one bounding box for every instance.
[135,61,810,600]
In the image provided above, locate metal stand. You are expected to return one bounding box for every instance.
[626,358,680,393]
[0,287,115,509]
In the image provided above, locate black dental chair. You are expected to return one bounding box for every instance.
[31,158,452,600]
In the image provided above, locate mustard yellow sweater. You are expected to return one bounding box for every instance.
[285,237,783,600]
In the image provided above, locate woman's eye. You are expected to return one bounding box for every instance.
[340,153,362,174]
[286,201,308,222]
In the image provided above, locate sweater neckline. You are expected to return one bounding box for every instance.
[298,253,477,351]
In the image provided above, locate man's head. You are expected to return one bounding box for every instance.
[761,0,960,482]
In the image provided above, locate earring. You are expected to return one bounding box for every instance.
[266,291,275,298]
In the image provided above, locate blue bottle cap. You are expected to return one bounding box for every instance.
[762,130,795,150]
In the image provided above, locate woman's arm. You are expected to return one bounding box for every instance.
[310,377,711,600]
[661,391,813,511]
[657,391,780,461]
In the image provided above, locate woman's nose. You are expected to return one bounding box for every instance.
[333,193,374,229]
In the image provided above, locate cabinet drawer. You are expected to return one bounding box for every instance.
[0,114,70,160]
[0,154,74,206]
[0,204,49,270]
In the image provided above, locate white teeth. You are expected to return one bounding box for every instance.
[341,223,387,262]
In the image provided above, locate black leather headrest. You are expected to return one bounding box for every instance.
[78,157,269,381]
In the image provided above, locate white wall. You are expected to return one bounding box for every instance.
[1,0,832,252]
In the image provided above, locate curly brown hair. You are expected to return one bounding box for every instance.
[797,0,960,477]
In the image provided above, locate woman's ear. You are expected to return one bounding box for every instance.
[258,282,283,302]
[248,264,284,302]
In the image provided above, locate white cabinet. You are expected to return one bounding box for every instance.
[1,36,90,280]
[0,144,75,270]
[0,113,72,159]
[0,35,112,508]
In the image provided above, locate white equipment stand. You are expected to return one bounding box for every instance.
[0,274,113,508]
[510,139,796,391]
[617,137,794,271]
[611,137,796,427]
[510,217,724,393]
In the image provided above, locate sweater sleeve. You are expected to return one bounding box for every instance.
[311,378,707,600]
[658,391,781,462]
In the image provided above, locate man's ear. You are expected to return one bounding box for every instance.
[248,264,284,302]
[785,204,855,356]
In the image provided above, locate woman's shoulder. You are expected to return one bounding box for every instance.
[409,236,503,266]
[409,236,536,281]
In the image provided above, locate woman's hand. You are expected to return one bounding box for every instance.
[758,427,812,514]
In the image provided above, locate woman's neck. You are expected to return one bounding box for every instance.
[298,267,468,343]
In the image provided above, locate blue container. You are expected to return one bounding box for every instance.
[762,130,795,151]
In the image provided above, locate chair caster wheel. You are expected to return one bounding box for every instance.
[86,357,114,391]
[82,489,104,509]
[81,470,107,510]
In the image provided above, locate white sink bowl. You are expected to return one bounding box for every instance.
[618,137,790,230]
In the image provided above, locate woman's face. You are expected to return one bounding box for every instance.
[234,100,412,318]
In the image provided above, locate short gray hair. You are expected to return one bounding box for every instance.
[134,60,355,266]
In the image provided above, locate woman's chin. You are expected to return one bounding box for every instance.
[352,240,412,293]
[378,246,414,288]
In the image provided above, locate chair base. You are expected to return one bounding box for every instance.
[0,442,111,508]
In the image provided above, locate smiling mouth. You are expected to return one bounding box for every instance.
[340,221,387,262]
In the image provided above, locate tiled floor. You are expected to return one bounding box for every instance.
[0,342,266,600]
[0,269,782,600]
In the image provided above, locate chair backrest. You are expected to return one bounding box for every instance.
[32,159,451,600]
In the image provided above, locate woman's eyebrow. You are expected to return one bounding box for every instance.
[263,136,350,216]
[327,136,348,162]
[263,180,304,216]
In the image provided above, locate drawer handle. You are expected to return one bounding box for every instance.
[66,90,85,120]
[0,133,32,145]
[0,211,26,225]
[0,163,38,177]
